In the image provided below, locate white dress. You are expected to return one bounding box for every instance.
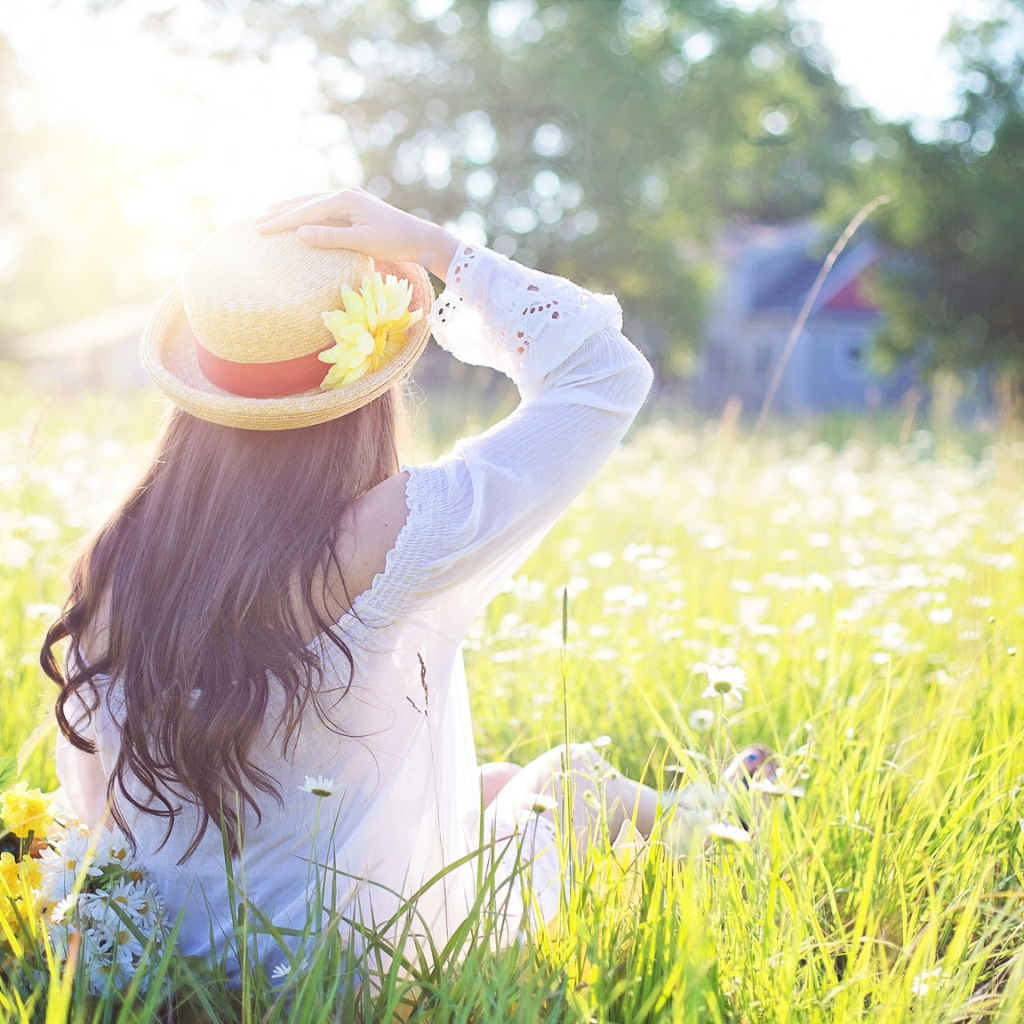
[55,243,654,978]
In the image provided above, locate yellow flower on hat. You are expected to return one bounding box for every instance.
[320,272,423,388]
[0,782,53,840]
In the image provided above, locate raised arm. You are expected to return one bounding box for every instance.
[359,242,653,626]
[256,187,459,281]
[258,190,653,625]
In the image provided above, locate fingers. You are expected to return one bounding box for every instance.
[256,193,352,234]
[296,224,372,250]
[256,189,376,235]
[250,186,427,263]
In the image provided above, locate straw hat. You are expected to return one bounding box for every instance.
[142,215,434,430]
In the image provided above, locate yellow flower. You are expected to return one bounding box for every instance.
[0,781,53,840]
[0,852,41,949]
[319,273,423,388]
[18,857,41,892]
[0,894,21,946]
[0,852,18,890]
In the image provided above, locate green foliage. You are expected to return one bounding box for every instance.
[4,378,1024,1019]
[8,0,1024,382]
[123,0,865,366]
[839,1,1024,380]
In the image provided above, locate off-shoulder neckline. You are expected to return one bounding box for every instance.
[309,462,424,651]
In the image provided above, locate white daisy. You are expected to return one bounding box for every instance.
[86,948,112,996]
[528,795,558,815]
[688,708,716,732]
[39,824,101,903]
[50,893,79,926]
[298,775,341,798]
[748,778,806,798]
[701,665,749,705]
[706,821,752,845]
[43,825,169,997]
[910,968,944,997]
[96,837,132,872]
[108,878,156,924]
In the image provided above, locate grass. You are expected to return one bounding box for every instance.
[2,371,1024,1021]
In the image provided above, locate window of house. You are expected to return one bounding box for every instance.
[834,331,869,377]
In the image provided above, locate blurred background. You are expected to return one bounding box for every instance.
[1,0,1022,423]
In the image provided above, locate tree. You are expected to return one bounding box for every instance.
[121,0,867,371]
[845,0,1024,381]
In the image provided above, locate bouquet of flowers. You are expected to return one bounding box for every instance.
[0,774,169,996]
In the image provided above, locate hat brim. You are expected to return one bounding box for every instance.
[141,259,433,431]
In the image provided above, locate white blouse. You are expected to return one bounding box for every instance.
[56,243,654,978]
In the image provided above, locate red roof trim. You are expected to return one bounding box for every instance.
[823,273,879,313]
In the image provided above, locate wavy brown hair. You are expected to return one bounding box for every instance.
[41,391,404,862]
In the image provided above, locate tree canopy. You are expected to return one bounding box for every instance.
[846,0,1024,382]
[6,0,1024,385]
[124,0,868,369]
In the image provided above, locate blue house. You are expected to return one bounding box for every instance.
[696,220,917,415]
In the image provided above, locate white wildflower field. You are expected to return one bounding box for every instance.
[2,379,1024,1022]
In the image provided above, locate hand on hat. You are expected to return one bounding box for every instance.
[255,188,459,282]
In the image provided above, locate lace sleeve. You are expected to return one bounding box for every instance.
[353,244,653,628]
[431,244,624,398]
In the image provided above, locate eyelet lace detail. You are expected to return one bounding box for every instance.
[430,244,622,388]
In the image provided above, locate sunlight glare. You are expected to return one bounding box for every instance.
[792,0,971,123]
[1,0,336,232]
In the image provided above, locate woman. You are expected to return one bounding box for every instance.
[42,189,764,979]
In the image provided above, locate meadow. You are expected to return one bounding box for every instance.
[1,374,1023,1022]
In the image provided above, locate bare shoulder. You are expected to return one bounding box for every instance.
[350,470,411,538]
[81,590,112,666]
[334,471,412,601]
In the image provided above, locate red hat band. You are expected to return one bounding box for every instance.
[194,341,330,399]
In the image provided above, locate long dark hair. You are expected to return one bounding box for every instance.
[41,392,403,861]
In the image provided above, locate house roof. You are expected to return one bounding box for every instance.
[749,237,881,318]
[823,274,876,312]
